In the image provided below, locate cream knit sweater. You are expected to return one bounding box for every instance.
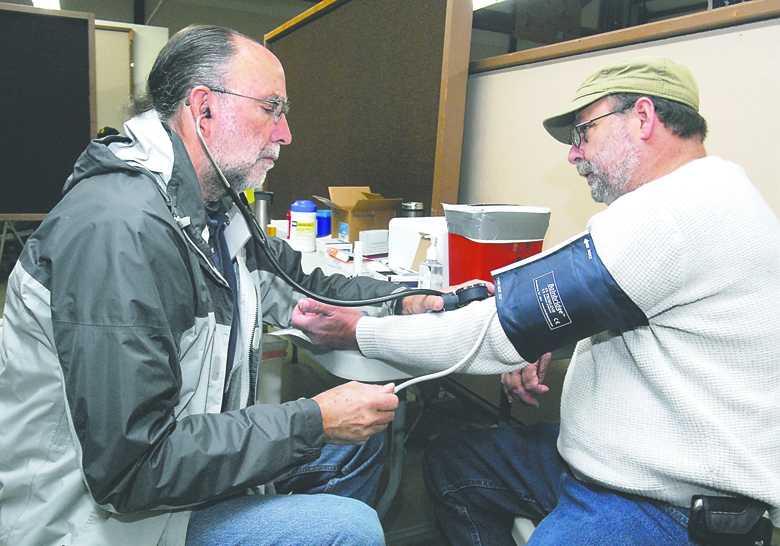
[357,157,780,522]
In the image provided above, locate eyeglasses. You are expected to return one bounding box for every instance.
[569,103,634,148]
[210,87,290,123]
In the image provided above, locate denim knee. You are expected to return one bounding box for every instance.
[323,497,385,546]
[187,493,384,546]
[421,430,448,491]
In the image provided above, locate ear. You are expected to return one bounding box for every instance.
[186,85,216,138]
[634,96,657,141]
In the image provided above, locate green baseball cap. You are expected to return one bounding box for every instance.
[542,57,700,144]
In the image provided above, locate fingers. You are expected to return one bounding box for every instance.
[521,365,550,396]
[291,298,327,329]
[501,363,549,408]
[426,295,444,312]
[314,382,399,445]
[512,389,542,407]
[296,298,332,316]
[290,305,317,331]
[373,385,399,412]
[291,299,362,350]
[458,279,495,295]
[501,370,523,392]
[537,352,552,382]
[401,279,494,315]
[402,294,444,315]
[326,422,391,446]
[524,354,551,393]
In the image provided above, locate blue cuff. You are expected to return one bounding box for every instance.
[492,233,648,362]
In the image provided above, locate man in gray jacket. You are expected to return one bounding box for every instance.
[0,25,436,546]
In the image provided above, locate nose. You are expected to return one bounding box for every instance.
[273,114,292,145]
[568,144,584,164]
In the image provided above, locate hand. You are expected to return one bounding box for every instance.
[401,279,495,315]
[313,382,398,445]
[291,298,362,350]
[501,353,551,407]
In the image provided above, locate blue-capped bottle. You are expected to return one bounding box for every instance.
[290,200,317,252]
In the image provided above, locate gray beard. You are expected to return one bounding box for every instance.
[583,168,616,205]
[576,126,638,205]
[200,156,270,202]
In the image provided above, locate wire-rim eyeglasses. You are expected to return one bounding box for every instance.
[570,102,635,148]
[210,87,290,123]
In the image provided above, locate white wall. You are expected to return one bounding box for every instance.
[96,20,168,99]
[459,18,780,248]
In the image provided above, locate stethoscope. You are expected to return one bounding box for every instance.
[195,110,497,393]
[194,110,448,307]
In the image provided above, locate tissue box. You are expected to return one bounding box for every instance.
[359,229,388,258]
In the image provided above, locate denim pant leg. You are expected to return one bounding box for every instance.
[422,422,567,546]
[274,430,387,507]
[186,432,388,546]
[529,473,694,546]
[186,492,384,546]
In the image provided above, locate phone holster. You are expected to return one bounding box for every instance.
[688,495,773,546]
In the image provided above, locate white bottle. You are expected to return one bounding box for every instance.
[352,241,363,277]
[418,242,444,289]
[289,200,317,252]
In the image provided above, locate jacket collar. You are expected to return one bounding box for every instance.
[105,110,211,237]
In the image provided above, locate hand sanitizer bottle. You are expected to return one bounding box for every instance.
[418,240,444,289]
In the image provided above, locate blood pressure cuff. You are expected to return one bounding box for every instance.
[492,232,648,363]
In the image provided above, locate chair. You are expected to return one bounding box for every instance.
[512,517,537,545]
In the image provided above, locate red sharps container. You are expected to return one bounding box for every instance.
[444,204,551,285]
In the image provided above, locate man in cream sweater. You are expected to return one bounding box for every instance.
[292,57,780,545]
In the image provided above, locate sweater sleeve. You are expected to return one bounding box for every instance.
[356,297,528,374]
[586,180,685,317]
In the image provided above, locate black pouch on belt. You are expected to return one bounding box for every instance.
[688,495,773,546]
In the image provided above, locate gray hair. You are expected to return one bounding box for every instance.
[131,25,247,121]
[611,93,708,142]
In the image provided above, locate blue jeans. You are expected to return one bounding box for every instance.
[186,432,386,546]
[422,422,696,546]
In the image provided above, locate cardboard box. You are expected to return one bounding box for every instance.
[314,187,402,243]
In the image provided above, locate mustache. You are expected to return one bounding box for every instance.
[577,161,593,176]
[260,144,280,161]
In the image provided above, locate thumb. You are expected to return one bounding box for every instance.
[297,298,323,314]
[429,296,444,312]
[379,383,396,393]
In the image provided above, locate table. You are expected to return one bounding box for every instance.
[286,249,415,520]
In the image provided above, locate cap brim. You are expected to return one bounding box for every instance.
[542,91,611,145]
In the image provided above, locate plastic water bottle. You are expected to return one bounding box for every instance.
[418,242,444,289]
